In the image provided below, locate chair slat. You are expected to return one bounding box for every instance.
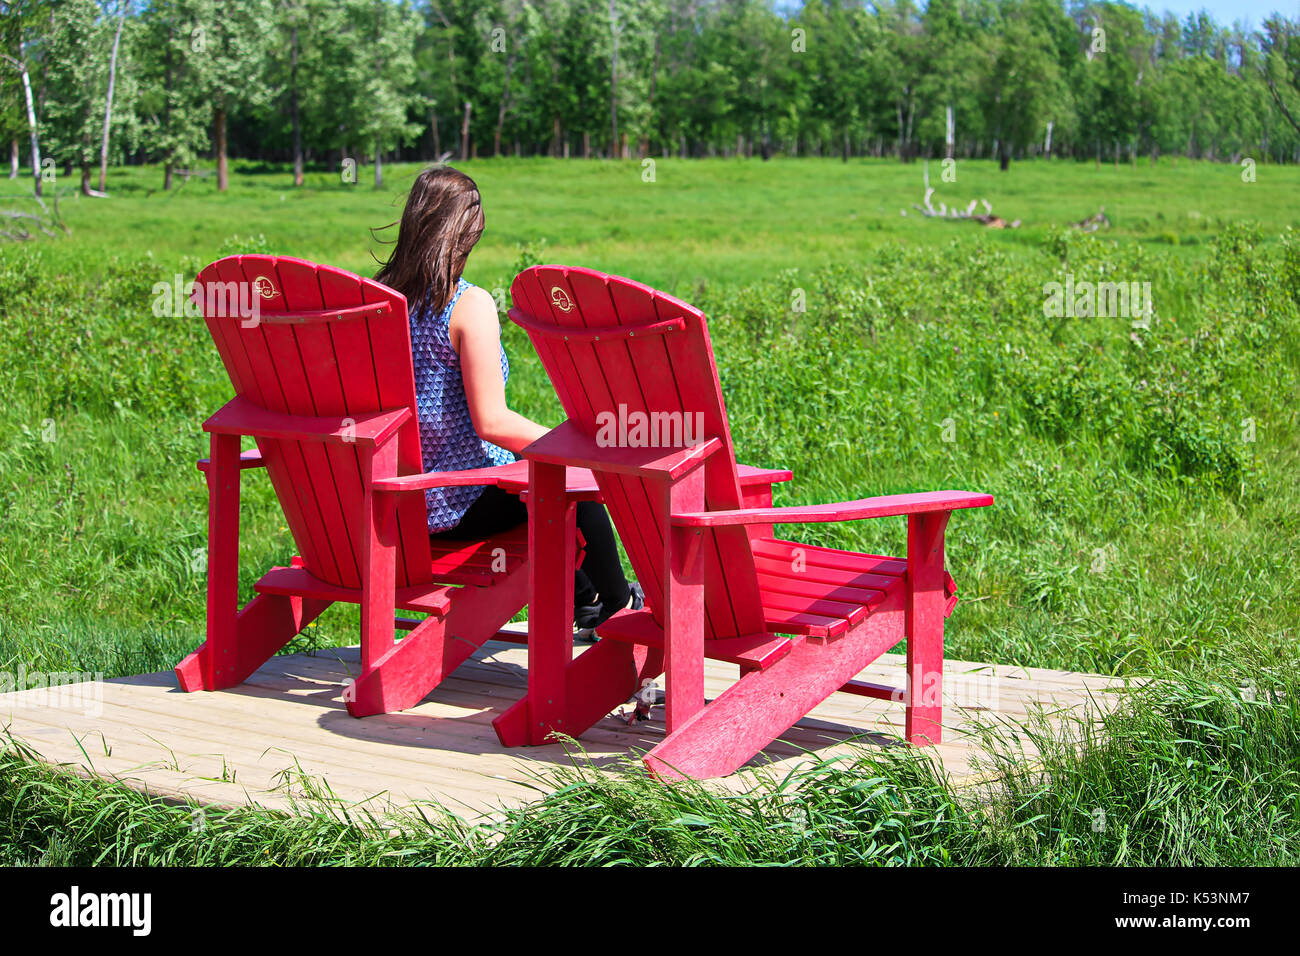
[755,570,887,606]
[241,257,361,588]
[751,537,907,578]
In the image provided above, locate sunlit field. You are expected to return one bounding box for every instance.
[5,156,1298,287]
[2,157,1298,865]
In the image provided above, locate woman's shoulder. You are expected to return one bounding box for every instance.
[449,281,497,322]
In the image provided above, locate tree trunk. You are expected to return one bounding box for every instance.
[647,34,659,159]
[162,29,173,190]
[1044,120,1053,159]
[431,110,440,158]
[215,106,229,191]
[999,140,1011,171]
[9,139,16,179]
[12,46,41,197]
[374,139,382,188]
[290,24,303,186]
[905,99,915,160]
[97,3,125,193]
[945,103,955,159]
[494,51,514,158]
[608,0,618,156]
[460,101,471,161]
[80,163,92,197]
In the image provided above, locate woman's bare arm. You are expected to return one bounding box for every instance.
[450,285,549,455]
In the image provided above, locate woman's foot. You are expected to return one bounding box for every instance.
[574,582,644,644]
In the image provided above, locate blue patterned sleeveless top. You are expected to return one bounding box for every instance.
[410,277,514,532]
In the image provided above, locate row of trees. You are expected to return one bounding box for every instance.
[5,0,1300,196]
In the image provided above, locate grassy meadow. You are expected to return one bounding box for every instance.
[1,157,1299,865]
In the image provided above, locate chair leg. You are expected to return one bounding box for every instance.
[348,566,527,717]
[359,440,400,673]
[643,589,905,780]
[494,638,664,746]
[661,469,707,733]
[489,461,577,745]
[185,432,241,689]
[176,434,330,690]
[176,593,330,691]
[905,512,949,746]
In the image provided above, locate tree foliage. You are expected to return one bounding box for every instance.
[4,0,1300,189]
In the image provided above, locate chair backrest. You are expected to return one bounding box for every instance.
[197,254,431,590]
[510,265,766,640]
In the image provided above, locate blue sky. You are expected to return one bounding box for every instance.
[1149,1,1300,28]
[773,2,1300,31]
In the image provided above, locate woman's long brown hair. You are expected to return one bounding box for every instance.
[374,165,485,315]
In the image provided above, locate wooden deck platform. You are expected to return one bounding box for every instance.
[0,627,1131,820]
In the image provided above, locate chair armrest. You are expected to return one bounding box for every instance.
[372,461,529,494]
[203,396,412,448]
[371,460,602,499]
[671,490,994,528]
[494,463,602,498]
[197,449,265,473]
[736,464,794,490]
[523,419,724,480]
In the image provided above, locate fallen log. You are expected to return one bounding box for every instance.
[0,193,69,241]
[1070,206,1109,232]
[907,162,1021,227]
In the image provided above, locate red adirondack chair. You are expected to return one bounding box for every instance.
[174,254,600,716]
[493,265,993,780]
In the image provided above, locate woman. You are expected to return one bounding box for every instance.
[375,165,640,634]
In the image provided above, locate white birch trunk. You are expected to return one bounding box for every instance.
[98,3,126,193]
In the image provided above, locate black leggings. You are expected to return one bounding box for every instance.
[432,485,631,613]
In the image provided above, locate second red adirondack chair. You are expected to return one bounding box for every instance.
[494,265,993,780]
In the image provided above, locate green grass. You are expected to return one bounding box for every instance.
[5,155,1297,286]
[2,158,1299,865]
